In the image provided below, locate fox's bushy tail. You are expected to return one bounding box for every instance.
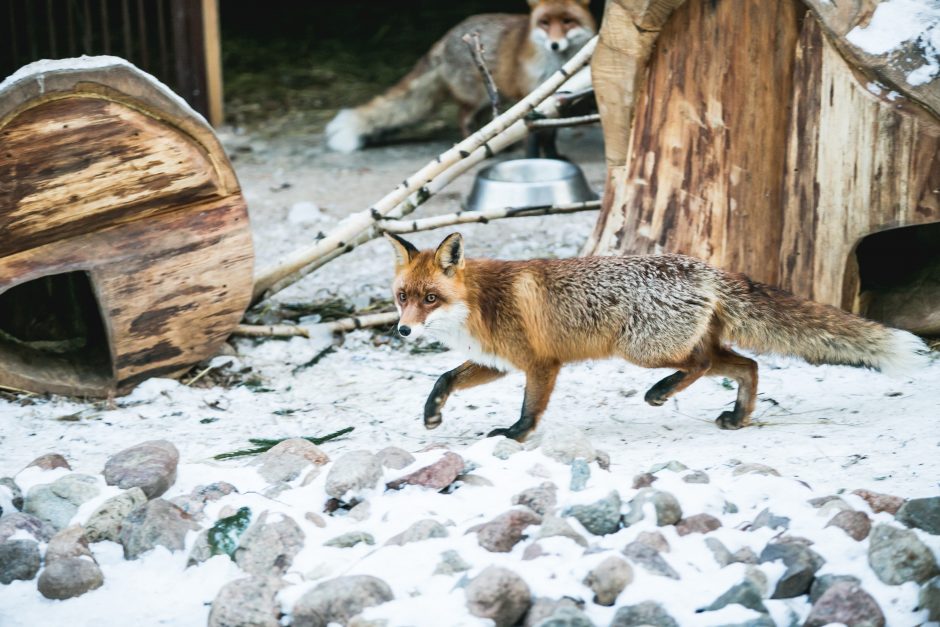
[718,276,929,375]
[326,54,447,152]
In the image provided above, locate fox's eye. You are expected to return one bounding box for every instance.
[539,19,550,27]
[563,18,575,25]
[398,292,406,302]
[425,294,437,304]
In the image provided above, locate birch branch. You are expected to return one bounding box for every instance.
[527,113,601,129]
[379,199,601,233]
[234,312,400,338]
[250,36,597,303]
[462,32,500,119]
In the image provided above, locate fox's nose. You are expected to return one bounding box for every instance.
[550,41,560,51]
[398,325,411,337]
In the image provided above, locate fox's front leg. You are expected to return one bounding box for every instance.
[424,361,506,429]
[488,361,561,442]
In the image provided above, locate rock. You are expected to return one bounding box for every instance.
[895,497,940,535]
[189,506,253,566]
[583,555,632,606]
[533,607,594,627]
[385,519,448,546]
[171,482,238,518]
[386,451,464,491]
[538,515,588,547]
[705,580,767,614]
[732,463,780,477]
[868,523,939,585]
[675,513,721,536]
[234,511,304,577]
[623,489,682,527]
[37,558,104,600]
[119,498,199,559]
[376,446,415,470]
[609,601,678,627]
[325,451,383,499]
[809,574,861,603]
[85,487,148,543]
[635,531,670,553]
[749,508,790,531]
[493,438,523,460]
[208,576,285,627]
[305,512,326,528]
[805,581,885,627]
[564,491,621,536]
[0,539,41,584]
[649,460,688,473]
[0,511,55,543]
[759,541,825,598]
[526,599,592,627]
[595,451,611,471]
[534,425,596,464]
[103,440,179,499]
[292,575,393,627]
[348,500,372,522]
[23,473,100,530]
[252,438,330,484]
[705,537,758,567]
[523,542,546,561]
[324,531,375,548]
[433,550,471,576]
[631,473,657,489]
[45,525,93,562]
[0,477,23,511]
[465,566,531,627]
[569,459,590,492]
[682,470,710,484]
[921,575,940,622]
[826,510,871,541]
[622,541,679,579]
[808,495,848,509]
[852,488,905,515]
[470,508,541,553]
[455,474,494,488]
[26,453,71,471]
[512,483,558,516]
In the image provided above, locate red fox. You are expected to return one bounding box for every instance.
[385,232,929,441]
[326,0,596,152]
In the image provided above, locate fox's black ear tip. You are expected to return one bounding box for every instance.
[386,232,419,252]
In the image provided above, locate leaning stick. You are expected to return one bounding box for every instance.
[234,312,400,338]
[462,32,500,119]
[250,36,598,303]
[527,113,601,128]
[379,199,601,233]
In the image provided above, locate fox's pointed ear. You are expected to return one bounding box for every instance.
[384,232,418,268]
[434,233,465,277]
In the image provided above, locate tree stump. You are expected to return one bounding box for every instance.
[0,57,253,396]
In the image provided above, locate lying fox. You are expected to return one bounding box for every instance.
[386,233,928,441]
[326,0,596,152]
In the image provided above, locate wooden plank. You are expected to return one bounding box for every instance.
[201,0,223,127]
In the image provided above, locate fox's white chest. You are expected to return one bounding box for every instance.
[425,304,516,372]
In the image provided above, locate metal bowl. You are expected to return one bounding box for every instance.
[465,158,596,212]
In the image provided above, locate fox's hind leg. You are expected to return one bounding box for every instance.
[488,361,561,442]
[425,361,505,429]
[708,348,759,430]
[643,347,711,407]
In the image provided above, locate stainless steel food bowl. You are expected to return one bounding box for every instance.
[465,158,596,212]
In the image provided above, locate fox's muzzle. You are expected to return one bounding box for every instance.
[398,325,411,337]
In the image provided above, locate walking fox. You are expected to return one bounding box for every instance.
[326,0,596,152]
[386,233,928,441]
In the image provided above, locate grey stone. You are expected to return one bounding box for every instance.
[538,515,588,547]
[0,477,23,511]
[826,510,871,541]
[705,537,759,567]
[455,474,494,487]
[208,576,285,627]
[594,451,610,471]
[0,511,55,543]
[348,500,372,522]
[635,531,670,553]
[0,539,40,584]
[324,531,375,548]
[682,470,710,484]
[433,549,471,576]
[171,482,237,519]
[759,541,825,598]
[675,513,721,536]
[465,566,531,627]
[37,557,104,600]
[524,597,585,627]
[376,446,415,470]
[470,508,541,552]
[26,453,71,471]
[85,487,148,543]
[622,541,679,579]
[609,601,678,627]
[533,607,594,627]
[569,459,590,492]
[750,508,790,531]
[732,463,780,477]
[534,425,596,464]
[252,438,329,484]
[103,440,179,499]
[895,497,940,535]
[805,581,885,627]
[809,574,861,604]
[649,460,688,473]
[583,555,632,606]
[631,473,657,489]
[623,489,682,527]
[564,491,621,536]
[385,519,448,546]
[868,523,939,585]
[386,452,464,491]
[492,439,523,460]
[292,575,393,627]
[234,511,304,577]
[706,580,767,614]
[119,498,199,559]
[512,483,558,516]
[23,473,100,530]
[325,451,383,499]
[44,525,93,563]
[920,575,940,622]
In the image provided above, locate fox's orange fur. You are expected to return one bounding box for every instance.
[326,0,596,152]
[387,233,928,441]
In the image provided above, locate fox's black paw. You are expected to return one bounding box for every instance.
[487,427,529,442]
[715,410,746,430]
[644,389,668,407]
[424,412,442,430]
